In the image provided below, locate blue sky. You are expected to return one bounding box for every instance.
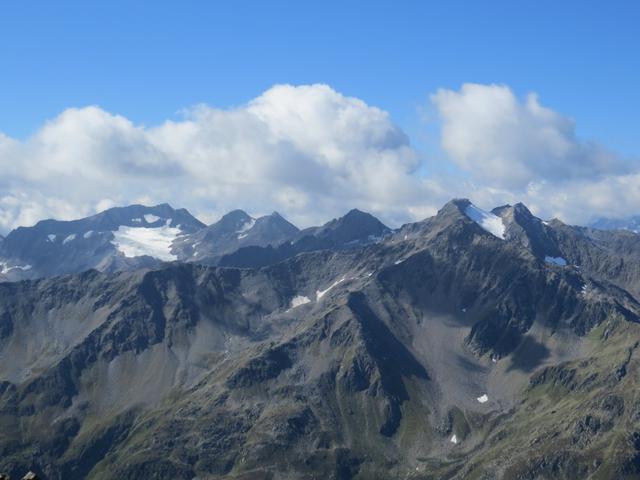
[0,1,639,232]
[1,0,638,154]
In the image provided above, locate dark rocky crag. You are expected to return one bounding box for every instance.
[219,208,392,268]
[1,199,640,478]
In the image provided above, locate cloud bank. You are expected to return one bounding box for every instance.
[0,82,637,233]
[431,83,639,223]
[432,84,627,189]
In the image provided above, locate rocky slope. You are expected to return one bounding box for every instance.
[1,199,640,479]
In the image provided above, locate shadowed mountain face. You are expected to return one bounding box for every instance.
[174,210,300,264]
[2,199,640,479]
[294,208,391,250]
[219,209,392,268]
[492,201,640,301]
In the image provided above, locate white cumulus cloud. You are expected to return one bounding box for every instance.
[0,82,638,234]
[0,84,439,233]
[432,83,627,189]
[431,83,640,224]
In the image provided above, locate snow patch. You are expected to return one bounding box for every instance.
[47,234,57,242]
[394,259,403,265]
[144,214,161,223]
[191,240,202,257]
[477,394,489,403]
[289,295,311,309]
[464,204,505,239]
[581,283,591,297]
[450,434,458,444]
[0,262,32,274]
[132,218,142,223]
[236,217,256,239]
[63,234,76,245]
[83,230,94,239]
[316,278,346,300]
[111,225,180,261]
[545,256,567,266]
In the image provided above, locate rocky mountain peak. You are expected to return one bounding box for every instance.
[492,202,535,222]
[342,207,371,220]
[437,197,472,216]
[294,208,390,250]
[175,209,300,264]
[213,209,254,232]
[251,211,298,235]
[331,208,389,235]
[489,203,564,258]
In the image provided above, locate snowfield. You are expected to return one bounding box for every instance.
[111,225,181,261]
[464,204,506,239]
[316,278,346,300]
[289,295,311,309]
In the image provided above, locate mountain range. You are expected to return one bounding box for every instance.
[1,199,640,479]
[0,205,389,283]
[591,215,640,234]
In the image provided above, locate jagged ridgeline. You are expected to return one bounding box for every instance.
[2,199,640,479]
